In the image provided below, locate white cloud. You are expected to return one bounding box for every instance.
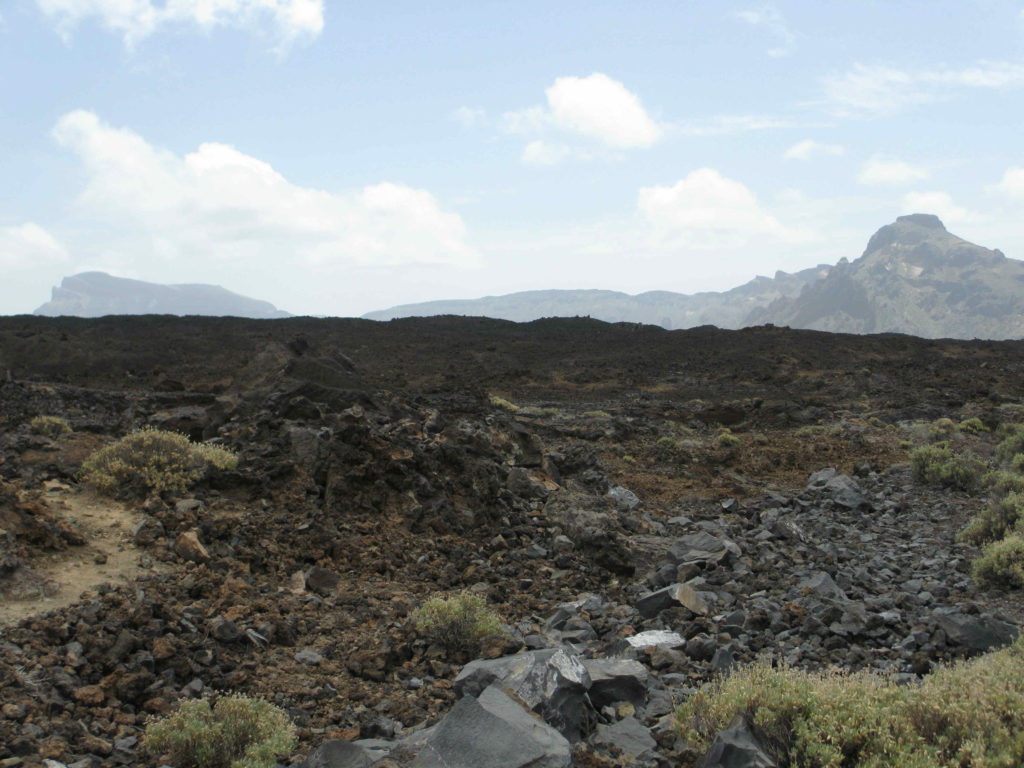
[504,73,661,155]
[822,61,1024,117]
[676,114,793,137]
[36,0,323,48]
[638,168,803,248]
[545,74,661,148]
[858,156,929,186]
[0,222,69,269]
[901,191,974,224]
[521,140,571,166]
[733,4,795,58]
[783,139,845,160]
[990,167,1024,198]
[451,106,487,129]
[52,110,477,271]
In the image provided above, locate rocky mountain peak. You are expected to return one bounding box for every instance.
[862,213,950,256]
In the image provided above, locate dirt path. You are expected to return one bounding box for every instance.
[0,484,169,626]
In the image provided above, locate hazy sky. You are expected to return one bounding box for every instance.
[4,1,1024,316]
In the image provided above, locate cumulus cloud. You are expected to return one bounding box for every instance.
[991,167,1024,198]
[901,191,974,224]
[822,61,1024,118]
[638,168,802,248]
[0,222,69,269]
[503,73,661,162]
[36,0,324,48]
[783,139,845,160]
[858,156,929,186]
[521,140,571,166]
[733,4,795,57]
[52,110,477,271]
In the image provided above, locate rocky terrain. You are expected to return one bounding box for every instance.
[0,314,1022,767]
[366,214,1024,340]
[35,272,291,319]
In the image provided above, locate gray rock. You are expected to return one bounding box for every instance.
[823,474,869,509]
[933,611,1019,654]
[593,716,657,758]
[636,582,709,619]
[796,571,847,602]
[584,658,649,709]
[623,630,686,650]
[300,739,375,768]
[411,686,571,768]
[295,648,324,665]
[453,647,591,741]
[667,531,741,568]
[695,712,777,768]
[806,468,837,489]
[306,566,339,596]
[607,485,641,510]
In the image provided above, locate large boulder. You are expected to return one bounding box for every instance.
[695,712,777,768]
[453,648,591,741]
[411,686,571,768]
[933,610,1019,654]
[299,739,375,768]
[584,658,649,709]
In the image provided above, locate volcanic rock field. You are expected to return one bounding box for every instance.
[1,315,1023,767]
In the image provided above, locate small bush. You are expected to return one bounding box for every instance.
[488,395,520,413]
[959,417,988,435]
[144,695,296,768]
[910,444,982,492]
[80,427,238,498]
[973,534,1024,589]
[995,425,1024,465]
[676,638,1024,768]
[30,415,71,437]
[716,429,740,448]
[961,491,1024,545]
[411,590,501,658]
[929,417,959,440]
[582,410,611,419]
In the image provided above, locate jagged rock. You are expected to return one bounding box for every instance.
[623,630,686,651]
[295,648,324,665]
[173,530,209,563]
[592,716,657,759]
[823,474,869,510]
[636,582,709,618]
[796,571,847,602]
[667,532,741,568]
[306,566,339,596]
[410,685,571,768]
[607,485,640,510]
[695,712,777,768]
[933,611,1019,654]
[584,659,649,709]
[300,739,375,768]
[131,516,164,546]
[453,648,591,741]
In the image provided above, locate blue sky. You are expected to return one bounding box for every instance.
[3,0,1024,316]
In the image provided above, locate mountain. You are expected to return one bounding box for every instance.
[366,214,1024,340]
[746,214,1024,339]
[34,272,290,319]
[363,264,831,329]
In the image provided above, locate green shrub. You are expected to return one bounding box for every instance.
[929,417,959,440]
[973,534,1024,589]
[676,638,1024,768]
[488,395,520,413]
[582,410,611,419]
[910,444,982,492]
[144,695,296,768]
[995,425,1024,465]
[961,491,1024,545]
[716,429,740,448]
[30,415,71,437]
[959,417,988,435]
[80,427,238,498]
[411,590,501,658]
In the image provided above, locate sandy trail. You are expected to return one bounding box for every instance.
[0,485,168,626]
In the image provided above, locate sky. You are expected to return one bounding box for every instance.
[3,1,1024,317]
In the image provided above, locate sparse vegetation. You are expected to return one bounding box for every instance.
[973,534,1024,589]
[676,638,1024,768]
[410,590,502,658]
[80,427,238,498]
[144,695,295,768]
[582,409,611,419]
[910,443,982,491]
[29,415,70,437]
[961,491,1024,545]
[959,417,988,434]
[716,429,740,448]
[488,394,520,413]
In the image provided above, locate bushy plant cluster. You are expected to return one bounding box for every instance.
[410,590,502,658]
[910,443,982,492]
[144,695,295,768]
[488,394,520,413]
[29,414,71,437]
[80,427,238,498]
[676,638,1024,768]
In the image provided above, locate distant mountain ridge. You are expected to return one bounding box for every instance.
[363,264,832,330]
[34,272,290,319]
[366,214,1024,340]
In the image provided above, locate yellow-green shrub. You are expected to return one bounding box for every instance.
[973,534,1024,589]
[144,695,295,768]
[80,427,238,498]
[30,415,71,437]
[995,425,1024,465]
[676,638,1024,767]
[411,590,501,658]
[961,491,1024,545]
[959,417,988,435]
[488,395,520,413]
[910,444,982,492]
